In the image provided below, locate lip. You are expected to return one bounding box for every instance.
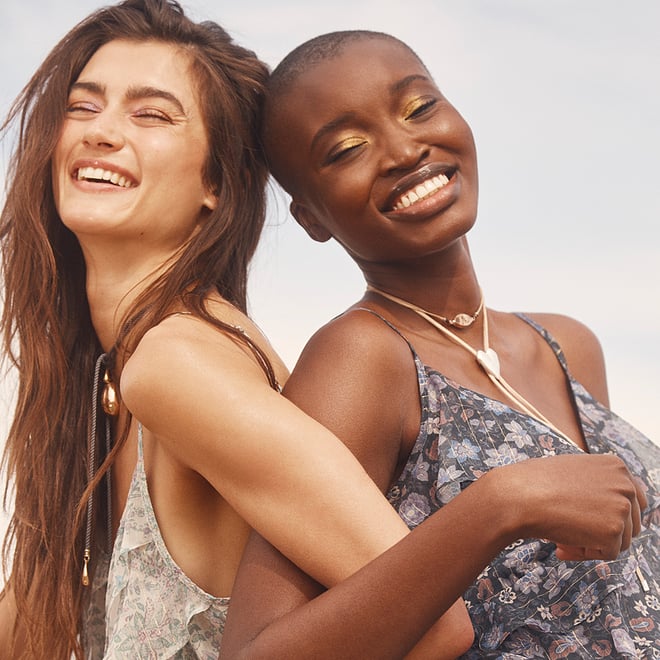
[382,162,458,220]
[69,158,138,189]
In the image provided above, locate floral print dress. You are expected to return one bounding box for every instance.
[384,313,660,659]
[84,424,230,659]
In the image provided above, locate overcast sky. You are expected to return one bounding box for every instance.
[1,0,659,510]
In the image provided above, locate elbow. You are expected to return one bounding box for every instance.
[454,618,475,657]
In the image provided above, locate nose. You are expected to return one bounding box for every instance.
[379,123,429,175]
[82,113,125,151]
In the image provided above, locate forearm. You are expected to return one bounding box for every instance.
[223,470,509,659]
[404,600,474,660]
[223,452,643,658]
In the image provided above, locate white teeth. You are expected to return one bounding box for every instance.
[76,166,134,188]
[393,173,449,211]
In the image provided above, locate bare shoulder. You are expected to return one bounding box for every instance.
[121,299,288,428]
[295,306,413,375]
[525,312,609,405]
[285,306,420,491]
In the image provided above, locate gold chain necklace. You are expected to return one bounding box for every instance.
[366,285,577,447]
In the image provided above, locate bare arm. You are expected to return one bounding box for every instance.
[279,311,474,657]
[120,310,413,587]
[221,452,645,658]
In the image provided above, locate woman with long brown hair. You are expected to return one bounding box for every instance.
[0,1,473,656]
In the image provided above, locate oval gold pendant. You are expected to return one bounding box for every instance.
[102,369,120,416]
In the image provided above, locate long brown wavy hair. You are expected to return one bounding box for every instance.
[0,1,272,656]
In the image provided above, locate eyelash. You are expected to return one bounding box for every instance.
[66,102,99,114]
[326,139,367,164]
[406,97,437,120]
[134,108,172,122]
[65,102,172,123]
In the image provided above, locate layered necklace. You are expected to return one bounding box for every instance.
[366,284,575,446]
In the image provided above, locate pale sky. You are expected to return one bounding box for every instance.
[1,1,659,538]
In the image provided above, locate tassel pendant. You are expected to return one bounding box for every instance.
[636,565,650,592]
[102,368,120,416]
[82,548,91,586]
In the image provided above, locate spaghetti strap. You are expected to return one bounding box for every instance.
[349,307,419,356]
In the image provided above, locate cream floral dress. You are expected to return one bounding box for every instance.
[84,424,229,659]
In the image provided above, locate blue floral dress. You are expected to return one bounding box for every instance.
[384,313,660,659]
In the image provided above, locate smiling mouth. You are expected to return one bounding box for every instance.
[76,166,135,188]
[392,173,450,210]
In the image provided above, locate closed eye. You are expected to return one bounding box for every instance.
[324,137,368,165]
[66,101,100,115]
[133,107,174,123]
[405,97,437,120]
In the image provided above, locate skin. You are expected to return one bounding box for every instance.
[1,38,487,655]
[219,37,648,658]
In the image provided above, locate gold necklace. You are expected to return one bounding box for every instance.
[367,285,577,447]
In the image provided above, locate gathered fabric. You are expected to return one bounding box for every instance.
[84,424,229,659]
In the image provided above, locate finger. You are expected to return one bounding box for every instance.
[581,546,614,561]
[632,477,647,531]
[629,482,643,541]
[555,544,586,561]
[620,498,633,552]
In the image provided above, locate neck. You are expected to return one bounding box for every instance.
[83,242,174,351]
[361,244,481,320]
[358,237,481,318]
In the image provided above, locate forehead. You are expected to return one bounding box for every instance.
[294,38,426,113]
[265,38,431,193]
[76,39,199,105]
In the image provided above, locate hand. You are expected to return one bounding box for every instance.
[499,454,646,560]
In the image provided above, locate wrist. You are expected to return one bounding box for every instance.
[477,466,531,548]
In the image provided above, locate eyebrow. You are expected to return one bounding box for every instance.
[69,81,186,115]
[309,73,433,153]
[391,74,432,94]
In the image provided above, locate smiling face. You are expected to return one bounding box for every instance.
[264,36,479,266]
[52,39,217,253]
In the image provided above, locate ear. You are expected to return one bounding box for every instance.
[202,189,219,212]
[290,200,332,243]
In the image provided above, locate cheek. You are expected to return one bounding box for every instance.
[323,169,373,212]
[155,137,207,186]
[51,140,70,207]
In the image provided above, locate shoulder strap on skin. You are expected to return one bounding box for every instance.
[161,311,281,392]
[349,307,418,356]
[514,313,569,373]
[343,308,429,392]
